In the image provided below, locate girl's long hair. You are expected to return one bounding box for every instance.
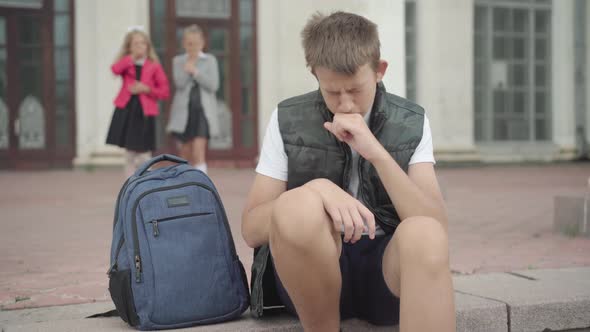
[114,29,160,64]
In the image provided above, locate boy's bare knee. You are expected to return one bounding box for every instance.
[270,186,327,248]
[395,216,449,274]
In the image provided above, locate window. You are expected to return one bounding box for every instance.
[474,0,551,142]
[54,0,73,148]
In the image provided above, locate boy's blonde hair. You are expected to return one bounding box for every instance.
[301,11,380,75]
[115,29,160,64]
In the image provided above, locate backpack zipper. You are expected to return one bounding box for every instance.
[107,237,126,276]
[148,212,213,237]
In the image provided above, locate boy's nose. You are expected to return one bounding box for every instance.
[338,96,354,113]
[338,105,353,113]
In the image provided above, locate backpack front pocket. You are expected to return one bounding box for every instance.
[147,212,237,324]
[136,185,240,326]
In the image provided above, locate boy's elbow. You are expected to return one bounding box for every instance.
[241,220,258,249]
[243,235,258,249]
[241,210,267,249]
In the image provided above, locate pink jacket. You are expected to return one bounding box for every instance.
[111,56,170,116]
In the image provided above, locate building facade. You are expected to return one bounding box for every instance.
[0,0,588,168]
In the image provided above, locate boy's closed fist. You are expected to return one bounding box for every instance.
[324,113,387,162]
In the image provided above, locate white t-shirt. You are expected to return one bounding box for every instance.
[256,108,435,234]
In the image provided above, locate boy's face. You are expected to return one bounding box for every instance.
[315,61,387,116]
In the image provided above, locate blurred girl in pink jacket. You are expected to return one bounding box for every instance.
[106,27,170,177]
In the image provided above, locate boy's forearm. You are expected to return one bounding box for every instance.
[371,153,448,230]
[242,200,275,248]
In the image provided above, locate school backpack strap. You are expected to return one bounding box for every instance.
[86,310,119,318]
[86,308,140,327]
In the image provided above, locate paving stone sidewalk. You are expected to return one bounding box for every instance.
[0,163,589,311]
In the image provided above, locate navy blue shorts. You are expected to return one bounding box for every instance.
[273,234,400,326]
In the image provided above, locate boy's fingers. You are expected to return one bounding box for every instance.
[350,207,364,243]
[358,202,376,239]
[324,122,344,141]
[341,210,354,243]
[324,122,336,135]
[328,207,342,229]
[326,122,352,143]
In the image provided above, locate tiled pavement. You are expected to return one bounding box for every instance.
[0,162,589,310]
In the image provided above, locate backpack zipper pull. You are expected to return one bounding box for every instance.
[135,255,142,283]
[152,220,159,237]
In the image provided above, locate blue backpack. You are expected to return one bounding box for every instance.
[107,154,249,330]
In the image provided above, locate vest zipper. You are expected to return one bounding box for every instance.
[357,111,386,217]
[341,143,352,189]
[320,101,353,189]
[131,181,237,283]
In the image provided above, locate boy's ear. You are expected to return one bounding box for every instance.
[310,67,317,78]
[376,60,388,82]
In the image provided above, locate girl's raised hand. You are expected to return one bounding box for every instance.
[184,61,197,75]
[128,82,140,94]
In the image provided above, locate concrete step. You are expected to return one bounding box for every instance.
[454,267,590,332]
[1,268,589,332]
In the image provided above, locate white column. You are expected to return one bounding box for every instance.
[74,1,97,164]
[358,0,405,96]
[74,0,150,165]
[415,0,478,161]
[256,0,283,148]
[256,0,405,152]
[552,0,576,153]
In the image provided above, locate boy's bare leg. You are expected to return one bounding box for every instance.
[383,216,455,332]
[270,186,342,332]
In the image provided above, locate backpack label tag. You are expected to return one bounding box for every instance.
[167,195,190,208]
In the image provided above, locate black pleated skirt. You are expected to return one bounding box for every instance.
[106,95,155,152]
[172,82,210,143]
